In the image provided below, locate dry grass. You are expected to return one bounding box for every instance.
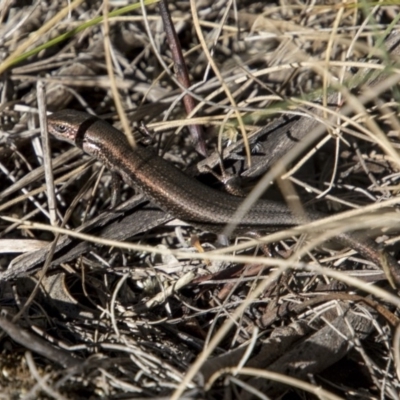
[1,0,400,399]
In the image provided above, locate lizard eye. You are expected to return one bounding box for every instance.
[55,124,68,133]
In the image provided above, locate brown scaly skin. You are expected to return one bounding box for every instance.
[47,109,400,286]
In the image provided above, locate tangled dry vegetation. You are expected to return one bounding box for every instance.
[1,0,400,399]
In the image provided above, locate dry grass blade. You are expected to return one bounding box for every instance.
[1,1,400,399]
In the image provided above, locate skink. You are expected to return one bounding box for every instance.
[47,109,400,284]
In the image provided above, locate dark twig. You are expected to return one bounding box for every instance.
[0,317,80,368]
[159,0,208,156]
